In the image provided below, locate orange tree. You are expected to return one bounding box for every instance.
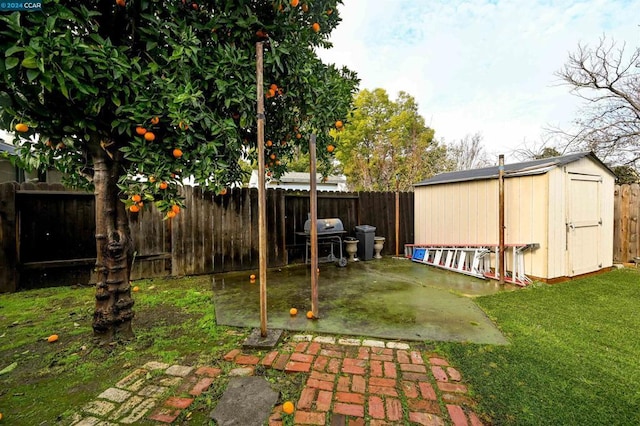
[0,0,357,341]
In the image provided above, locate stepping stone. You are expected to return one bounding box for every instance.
[242,328,283,349]
[210,377,278,426]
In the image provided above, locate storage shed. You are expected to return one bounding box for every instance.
[413,152,615,282]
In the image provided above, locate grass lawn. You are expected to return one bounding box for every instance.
[1,268,639,425]
[0,276,305,425]
[437,268,640,425]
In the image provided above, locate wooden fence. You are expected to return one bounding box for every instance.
[0,182,414,292]
[614,183,640,263]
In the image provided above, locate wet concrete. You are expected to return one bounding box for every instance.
[212,257,511,345]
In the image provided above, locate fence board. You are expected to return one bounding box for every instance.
[0,182,18,292]
[630,183,640,261]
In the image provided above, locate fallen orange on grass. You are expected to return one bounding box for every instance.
[289,308,298,316]
[282,401,295,414]
[250,274,256,280]
[306,311,314,319]
[47,334,59,343]
[132,286,140,292]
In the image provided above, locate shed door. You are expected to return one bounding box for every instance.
[567,173,602,276]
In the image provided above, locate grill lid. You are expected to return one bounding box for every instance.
[303,218,344,234]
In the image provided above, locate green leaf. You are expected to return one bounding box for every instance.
[5,57,19,70]
[0,362,18,375]
[26,69,39,82]
[21,56,37,69]
[5,45,24,57]
[0,91,12,108]
[56,75,69,99]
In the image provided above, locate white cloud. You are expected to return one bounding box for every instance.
[318,0,640,160]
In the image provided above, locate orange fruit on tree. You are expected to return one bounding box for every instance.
[270,153,276,160]
[301,3,309,12]
[270,83,278,92]
[179,121,189,131]
[327,144,335,153]
[289,308,298,316]
[267,88,276,98]
[296,133,302,139]
[306,311,314,319]
[327,8,333,15]
[149,176,156,183]
[135,126,146,135]
[171,205,180,214]
[130,204,140,213]
[282,401,295,414]
[47,334,59,343]
[151,116,160,125]
[173,148,183,158]
[15,123,29,132]
[312,22,320,32]
[144,131,155,141]
[290,0,299,7]
[335,120,343,129]
[116,0,125,6]
[266,140,273,147]
[159,181,168,190]
[131,194,142,203]
[167,210,177,219]
[220,188,228,195]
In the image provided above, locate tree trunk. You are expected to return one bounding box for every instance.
[91,141,135,342]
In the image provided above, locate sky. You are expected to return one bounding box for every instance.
[317,0,640,159]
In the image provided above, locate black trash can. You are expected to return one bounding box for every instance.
[355,225,376,261]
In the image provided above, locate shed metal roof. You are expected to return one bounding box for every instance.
[415,151,615,187]
[0,141,16,155]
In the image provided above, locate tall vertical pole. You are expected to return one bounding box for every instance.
[256,42,268,336]
[309,134,319,317]
[498,154,505,285]
[395,175,400,257]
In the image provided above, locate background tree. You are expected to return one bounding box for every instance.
[0,0,357,341]
[554,36,640,166]
[335,88,448,191]
[612,165,640,184]
[445,132,493,171]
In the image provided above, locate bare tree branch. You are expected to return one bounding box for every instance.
[553,36,640,166]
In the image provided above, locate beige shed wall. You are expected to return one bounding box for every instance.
[414,156,614,280]
[414,179,498,246]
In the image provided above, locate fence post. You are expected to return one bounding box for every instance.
[0,182,18,292]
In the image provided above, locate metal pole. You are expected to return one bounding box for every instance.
[309,134,319,317]
[498,154,505,285]
[256,42,268,336]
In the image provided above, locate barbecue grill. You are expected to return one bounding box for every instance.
[297,218,348,267]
